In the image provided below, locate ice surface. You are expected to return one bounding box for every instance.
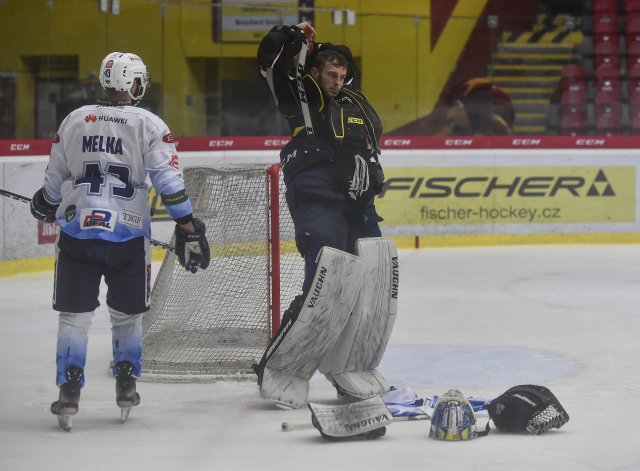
[1,245,639,471]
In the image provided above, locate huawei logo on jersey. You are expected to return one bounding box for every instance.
[85,114,97,123]
[52,134,60,143]
[170,154,179,169]
[162,133,175,143]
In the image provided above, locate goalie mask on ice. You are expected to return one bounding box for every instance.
[429,389,479,441]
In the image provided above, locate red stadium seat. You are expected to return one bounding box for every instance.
[559,64,587,93]
[627,42,640,68]
[626,20,640,48]
[560,113,588,136]
[595,63,621,86]
[595,110,622,135]
[595,89,622,118]
[562,80,588,95]
[629,90,640,116]
[626,32,640,49]
[594,12,619,35]
[594,32,619,46]
[594,41,621,70]
[560,90,588,120]
[594,0,618,12]
[628,64,640,95]
[625,12,640,29]
[630,107,640,134]
[625,0,640,14]
[560,64,586,81]
[627,19,640,34]
[596,77,622,95]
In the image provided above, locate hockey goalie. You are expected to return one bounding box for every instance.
[253,21,398,408]
[255,22,398,408]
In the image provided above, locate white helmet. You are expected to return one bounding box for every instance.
[99,52,149,104]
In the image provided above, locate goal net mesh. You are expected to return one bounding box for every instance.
[141,165,304,379]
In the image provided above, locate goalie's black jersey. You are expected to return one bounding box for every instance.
[257,25,382,162]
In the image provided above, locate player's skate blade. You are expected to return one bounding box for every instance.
[51,402,77,431]
[51,366,83,431]
[117,394,139,423]
[57,414,73,431]
[115,360,140,423]
[120,407,132,423]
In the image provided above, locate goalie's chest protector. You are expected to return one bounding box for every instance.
[327,89,382,159]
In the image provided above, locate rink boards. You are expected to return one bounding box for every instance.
[1,135,640,270]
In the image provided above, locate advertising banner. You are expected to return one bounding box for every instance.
[377,166,636,226]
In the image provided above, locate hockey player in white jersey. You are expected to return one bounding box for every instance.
[29,52,211,430]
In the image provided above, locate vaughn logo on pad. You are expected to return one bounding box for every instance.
[80,208,116,231]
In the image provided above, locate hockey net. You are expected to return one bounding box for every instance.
[141,164,304,381]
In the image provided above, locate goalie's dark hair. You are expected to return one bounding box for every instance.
[312,50,348,73]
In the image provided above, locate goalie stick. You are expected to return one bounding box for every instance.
[281,415,430,432]
[295,36,314,136]
[0,188,176,252]
[281,395,431,439]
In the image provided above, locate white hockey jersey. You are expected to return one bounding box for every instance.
[43,104,192,242]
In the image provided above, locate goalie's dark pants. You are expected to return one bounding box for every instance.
[285,164,383,293]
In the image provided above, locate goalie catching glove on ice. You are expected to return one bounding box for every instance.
[487,384,569,435]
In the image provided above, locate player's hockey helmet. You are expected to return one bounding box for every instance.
[429,389,478,441]
[99,52,149,104]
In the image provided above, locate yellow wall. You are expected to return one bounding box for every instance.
[0,0,486,137]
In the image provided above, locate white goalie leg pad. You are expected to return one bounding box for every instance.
[319,237,398,398]
[258,247,365,409]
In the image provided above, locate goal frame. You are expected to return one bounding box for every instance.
[140,163,301,381]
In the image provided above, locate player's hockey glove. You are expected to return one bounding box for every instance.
[30,187,59,223]
[175,218,210,273]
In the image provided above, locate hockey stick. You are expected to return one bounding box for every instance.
[281,415,430,432]
[295,37,314,136]
[0,188,175,252]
